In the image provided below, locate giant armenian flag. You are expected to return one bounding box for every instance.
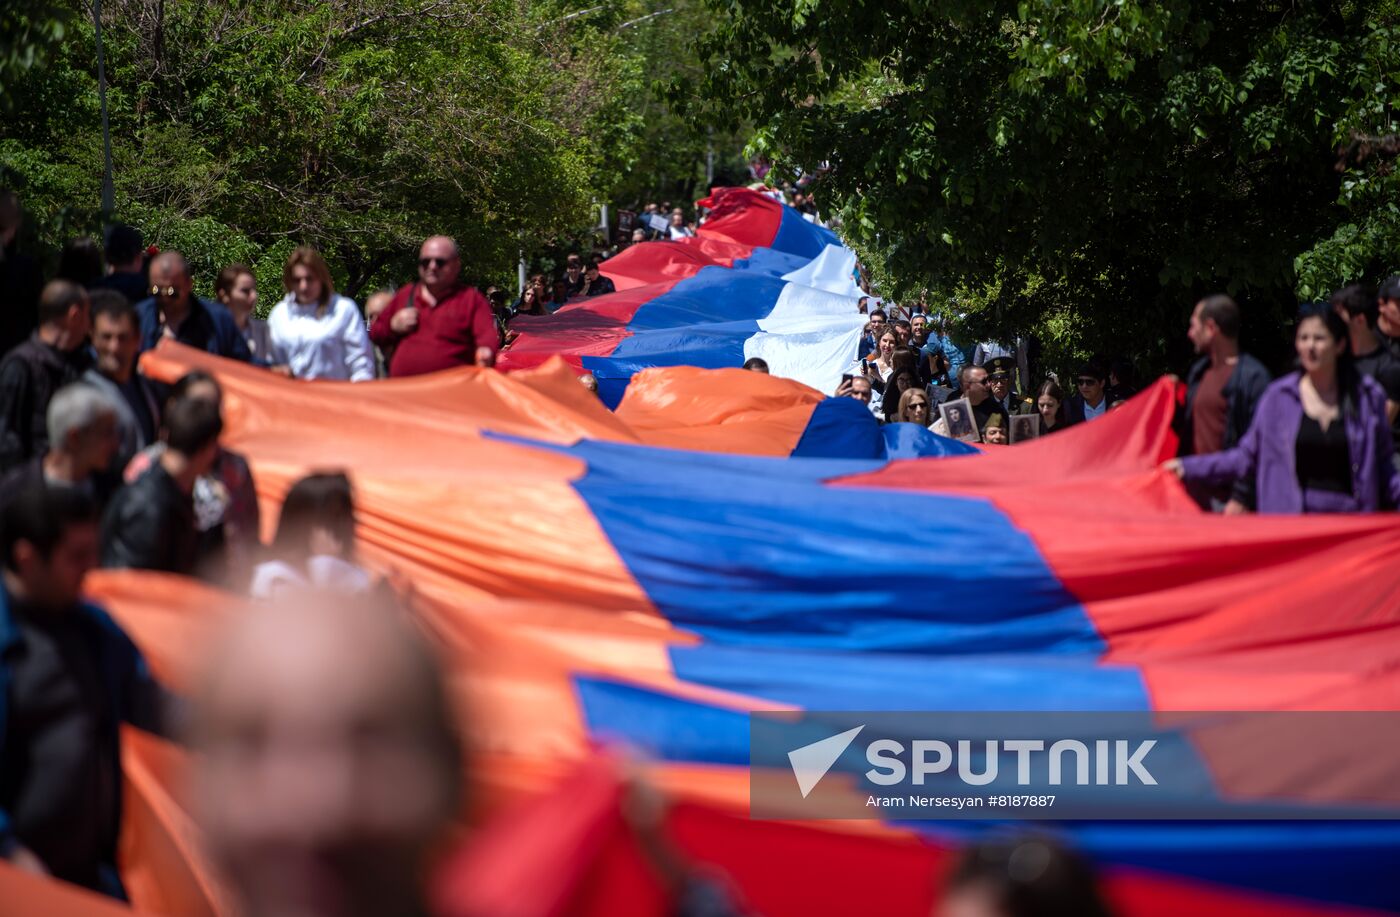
[2,190,1397,916]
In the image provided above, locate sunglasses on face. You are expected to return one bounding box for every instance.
[150,284,178,298]
[1077,377,1100,386]
[419,257,452,269]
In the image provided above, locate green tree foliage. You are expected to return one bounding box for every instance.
[0,0,71,106]
[691,1,1400,370]
[1295,19,1400,301]
[608,0,750,208]
[1,0,649,299]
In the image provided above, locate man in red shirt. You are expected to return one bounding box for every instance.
[369,236,498,377]
[1179,294,1271,512]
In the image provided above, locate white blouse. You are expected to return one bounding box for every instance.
[249,555,375,600]
[267,293,376,382]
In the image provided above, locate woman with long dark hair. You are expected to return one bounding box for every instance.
[1166,305,1400,513]
[250,471,374,599]
[511,284,548,319]
[1035,379,1071,435]
[882,368,921,423]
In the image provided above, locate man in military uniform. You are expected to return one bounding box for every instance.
[986,356,1033,417]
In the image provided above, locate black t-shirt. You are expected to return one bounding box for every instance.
[0,605,118,891]
[1352,344,1400,454]
[1295,415,1352,494]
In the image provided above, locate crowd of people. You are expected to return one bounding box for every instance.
[826,287,1400,516]
[4,178,1400,915]
[831,303,1136,445]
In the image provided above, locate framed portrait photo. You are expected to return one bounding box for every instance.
[939,397,980,443]
[1010,414,1040,444]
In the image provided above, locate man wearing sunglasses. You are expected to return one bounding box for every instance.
[134,252,251,362]
[369,236,498,378]
[1064,363,1110,425]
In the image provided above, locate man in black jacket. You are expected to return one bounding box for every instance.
[0,485,172,899]
[134,251,251,361]
[0,383,121,514]
[100,396,222,574]
[1064,362,1112,425]
[1178,294,1271,511]
[0,280,94,473]
[83,291,162,471]
[579,260,616,298]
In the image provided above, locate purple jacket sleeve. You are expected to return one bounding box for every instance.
[1181,408,1261,487]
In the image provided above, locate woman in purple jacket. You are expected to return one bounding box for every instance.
[1164,305,1400,513]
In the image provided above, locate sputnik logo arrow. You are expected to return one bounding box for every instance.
[787,725,864,798]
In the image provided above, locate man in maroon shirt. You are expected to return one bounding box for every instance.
[369,236,499,377]
[1179,294,1271,512]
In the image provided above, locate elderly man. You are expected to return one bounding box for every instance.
[192,594,463,917]
[369,236,498,377]
[134,251,250,361]
[0,384,120,512]
[0,280,94,473]
[985,356,1033,417]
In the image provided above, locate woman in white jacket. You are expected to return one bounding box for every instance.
[267,246,376,382]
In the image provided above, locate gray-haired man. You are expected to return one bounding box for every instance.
[0,383,120,512]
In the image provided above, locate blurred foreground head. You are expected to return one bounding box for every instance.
[937,835,1114,917]
[192,593,463,917]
